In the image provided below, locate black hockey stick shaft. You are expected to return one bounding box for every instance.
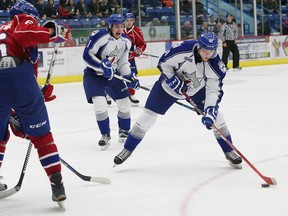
[44,43,60,87]
[181,90,277,185]
[0,142,32,199]
[142,53,159,58]
[60,158,111,184]
[113,74,197,112]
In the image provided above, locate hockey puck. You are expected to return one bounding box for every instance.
[261,183,270,188]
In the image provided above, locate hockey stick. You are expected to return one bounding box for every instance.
[60,158,111,184]
[44,43,60,87]
[142,53,159,58]
[113,74,197,112]
[0,142,32,199]
[181,90,277,185]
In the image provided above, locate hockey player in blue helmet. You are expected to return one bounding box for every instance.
[9,0,40,20]
[114,31,243,170]
[82,13,140,150]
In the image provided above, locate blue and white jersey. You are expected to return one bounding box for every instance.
[158,40,226,109]
[83,29,132,76]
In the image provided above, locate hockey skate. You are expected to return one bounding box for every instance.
[225,150,242,169]
[113,148,132,166]
[129,95,139,106]
[98,134,111,150]
[118,128,128,143]
[50,172,66,210]
[233,66,242,71]
[0,181,7,191]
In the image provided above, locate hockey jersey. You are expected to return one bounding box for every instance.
[158,40,226,109]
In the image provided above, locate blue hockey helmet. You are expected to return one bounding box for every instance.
[10,0,40,20]
[107,14,125,28]
[198,32,218,50]
[124,13,134,20]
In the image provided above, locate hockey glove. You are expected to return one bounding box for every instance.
[165,74,188,95]
[41,84,56,102]
[124,72,140,90]
[129,48,142,59]
[201,106,218,130]
[9,111,27,139]
[43,21,70,43]
[100,59,114,80]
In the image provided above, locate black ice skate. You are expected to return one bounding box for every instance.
[113,148,132,167]
[50,172,66,203]
[118,129,128,143]
[129,95,139,106]
[98,134,111,150]
[225,150,242,169]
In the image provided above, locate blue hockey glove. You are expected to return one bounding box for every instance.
[201,106,218,130]
[165,74,188,95]
[100,59,114,80]
[124,72,140,90]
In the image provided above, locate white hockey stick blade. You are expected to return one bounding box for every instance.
[0,187,18,199]
[90,177,111,184]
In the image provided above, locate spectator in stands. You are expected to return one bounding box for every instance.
[0,0,12,10]
[144,0,162,7]
[64,32,77,46]
[58,0,75,19]
[145,17,161,26]
[87,0,102,17]
[162,0,173,7]
[99,0,112,17]
[196,14,205,25]
[44,0,58,20]
[112,5,121,14]
[96,19,108,28]
[196,0,208,15]
[109,0,120,8]
[263,0,279,14]
[207,15,216,32]
[213,22,222,37]
[196,21,207,37]
[75,0,91,18]
[35,0,46,20]
[160,16,168,26]
[180,0,192,15]
[216,13,225,24]
[181,20,194,39]
[257,17,271,35]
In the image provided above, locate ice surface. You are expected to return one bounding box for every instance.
[0,64,288,216]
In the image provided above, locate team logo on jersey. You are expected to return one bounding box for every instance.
[218,61,226,73]
[25,20,34,25]
[182,71,203,89]
[108,47,120,62]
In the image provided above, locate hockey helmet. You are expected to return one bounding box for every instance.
[198,32,218,50]
[10,0,40,20]
[107,14,125,28]
[124,13,134,20]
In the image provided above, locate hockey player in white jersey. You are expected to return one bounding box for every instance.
[83,14,140,150]
[114,32,242,169]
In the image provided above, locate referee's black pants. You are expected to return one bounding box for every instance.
[221,40,240,68]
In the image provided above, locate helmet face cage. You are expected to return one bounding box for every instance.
[107,14,125,28]
[198,32,218,50]
[10,0,40,20]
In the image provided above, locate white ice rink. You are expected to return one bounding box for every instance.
[0,64,288,216]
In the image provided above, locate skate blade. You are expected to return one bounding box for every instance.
[100,142,111,151]
[57,201,65,211]
[118,138,127,143]
[228,161,242,169]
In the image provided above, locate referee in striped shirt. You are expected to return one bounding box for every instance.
[220,14,242,71]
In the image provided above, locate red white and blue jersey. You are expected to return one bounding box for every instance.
[124,25,146,61]
[0,14,51,75]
